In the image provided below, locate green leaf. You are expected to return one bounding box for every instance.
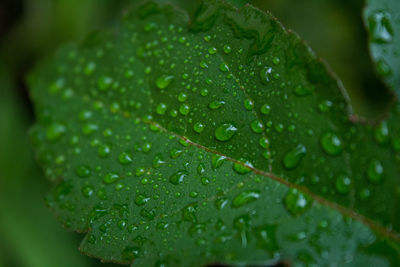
[364,0,400,97]
[29,0,400,266]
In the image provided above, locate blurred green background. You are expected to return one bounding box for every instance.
[0,0,392,266]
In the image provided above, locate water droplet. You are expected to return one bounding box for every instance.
[232,190,260,208]
[283,144,307,170]
[178,92,187,102]
[209,100,225,110]
[367,159,384,184]
[193,122,205,133]
[135,194,150,206]
[156,103,167,115]
[98,144,111,158]
[75,165,91,178]
[318,100,333,112]
[156,74,174,89]
[251,120,264,133]
[98,76,113,91]
[46,122,66,141]
[119,151,133,165]
[169,170,188,185]
[244,99,254,110]
[374,121,389,145]
[284,189,312,216]
[223,44,232,54]
[260,67,272,84]
[215,123,237,141]
[335,174,352,194]
[219,63,229,72]
[259,137,270,149]
[200,61,208,69]
[82,186,94,197]
[320,132,343,155]
[212,154,226,169]
[261,104,271,115]
[368,10,394,43]
[179,104,190,115]
[103,172,120,184]
[233,159,253,174]
[121,246,140,261]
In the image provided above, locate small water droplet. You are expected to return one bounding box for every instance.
[46,122,66,141]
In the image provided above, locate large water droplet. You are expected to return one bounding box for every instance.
[215,123,237,141]
[233,159,253,174]
[232,190,260,208]
[320,132,343,155]
[283,144,306,170]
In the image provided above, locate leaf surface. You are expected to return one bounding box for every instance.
[364,0,400,97]
[29,0,400,266]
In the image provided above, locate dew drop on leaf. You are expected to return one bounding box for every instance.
[335,174,352,194]
[169,170,188,185]
[156,74,174,89]
[283,144,307,170]
[320,132,343,155]
[284,189,312,216]
[231,190,260,208]
[75,165,91,178]
[215,123,237,141]
[367,159,384,184]
[368,10,394,43]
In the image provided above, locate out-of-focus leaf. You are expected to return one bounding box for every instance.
[0,64,92,267]
[364,0,400,97]
[29,0,400,266]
